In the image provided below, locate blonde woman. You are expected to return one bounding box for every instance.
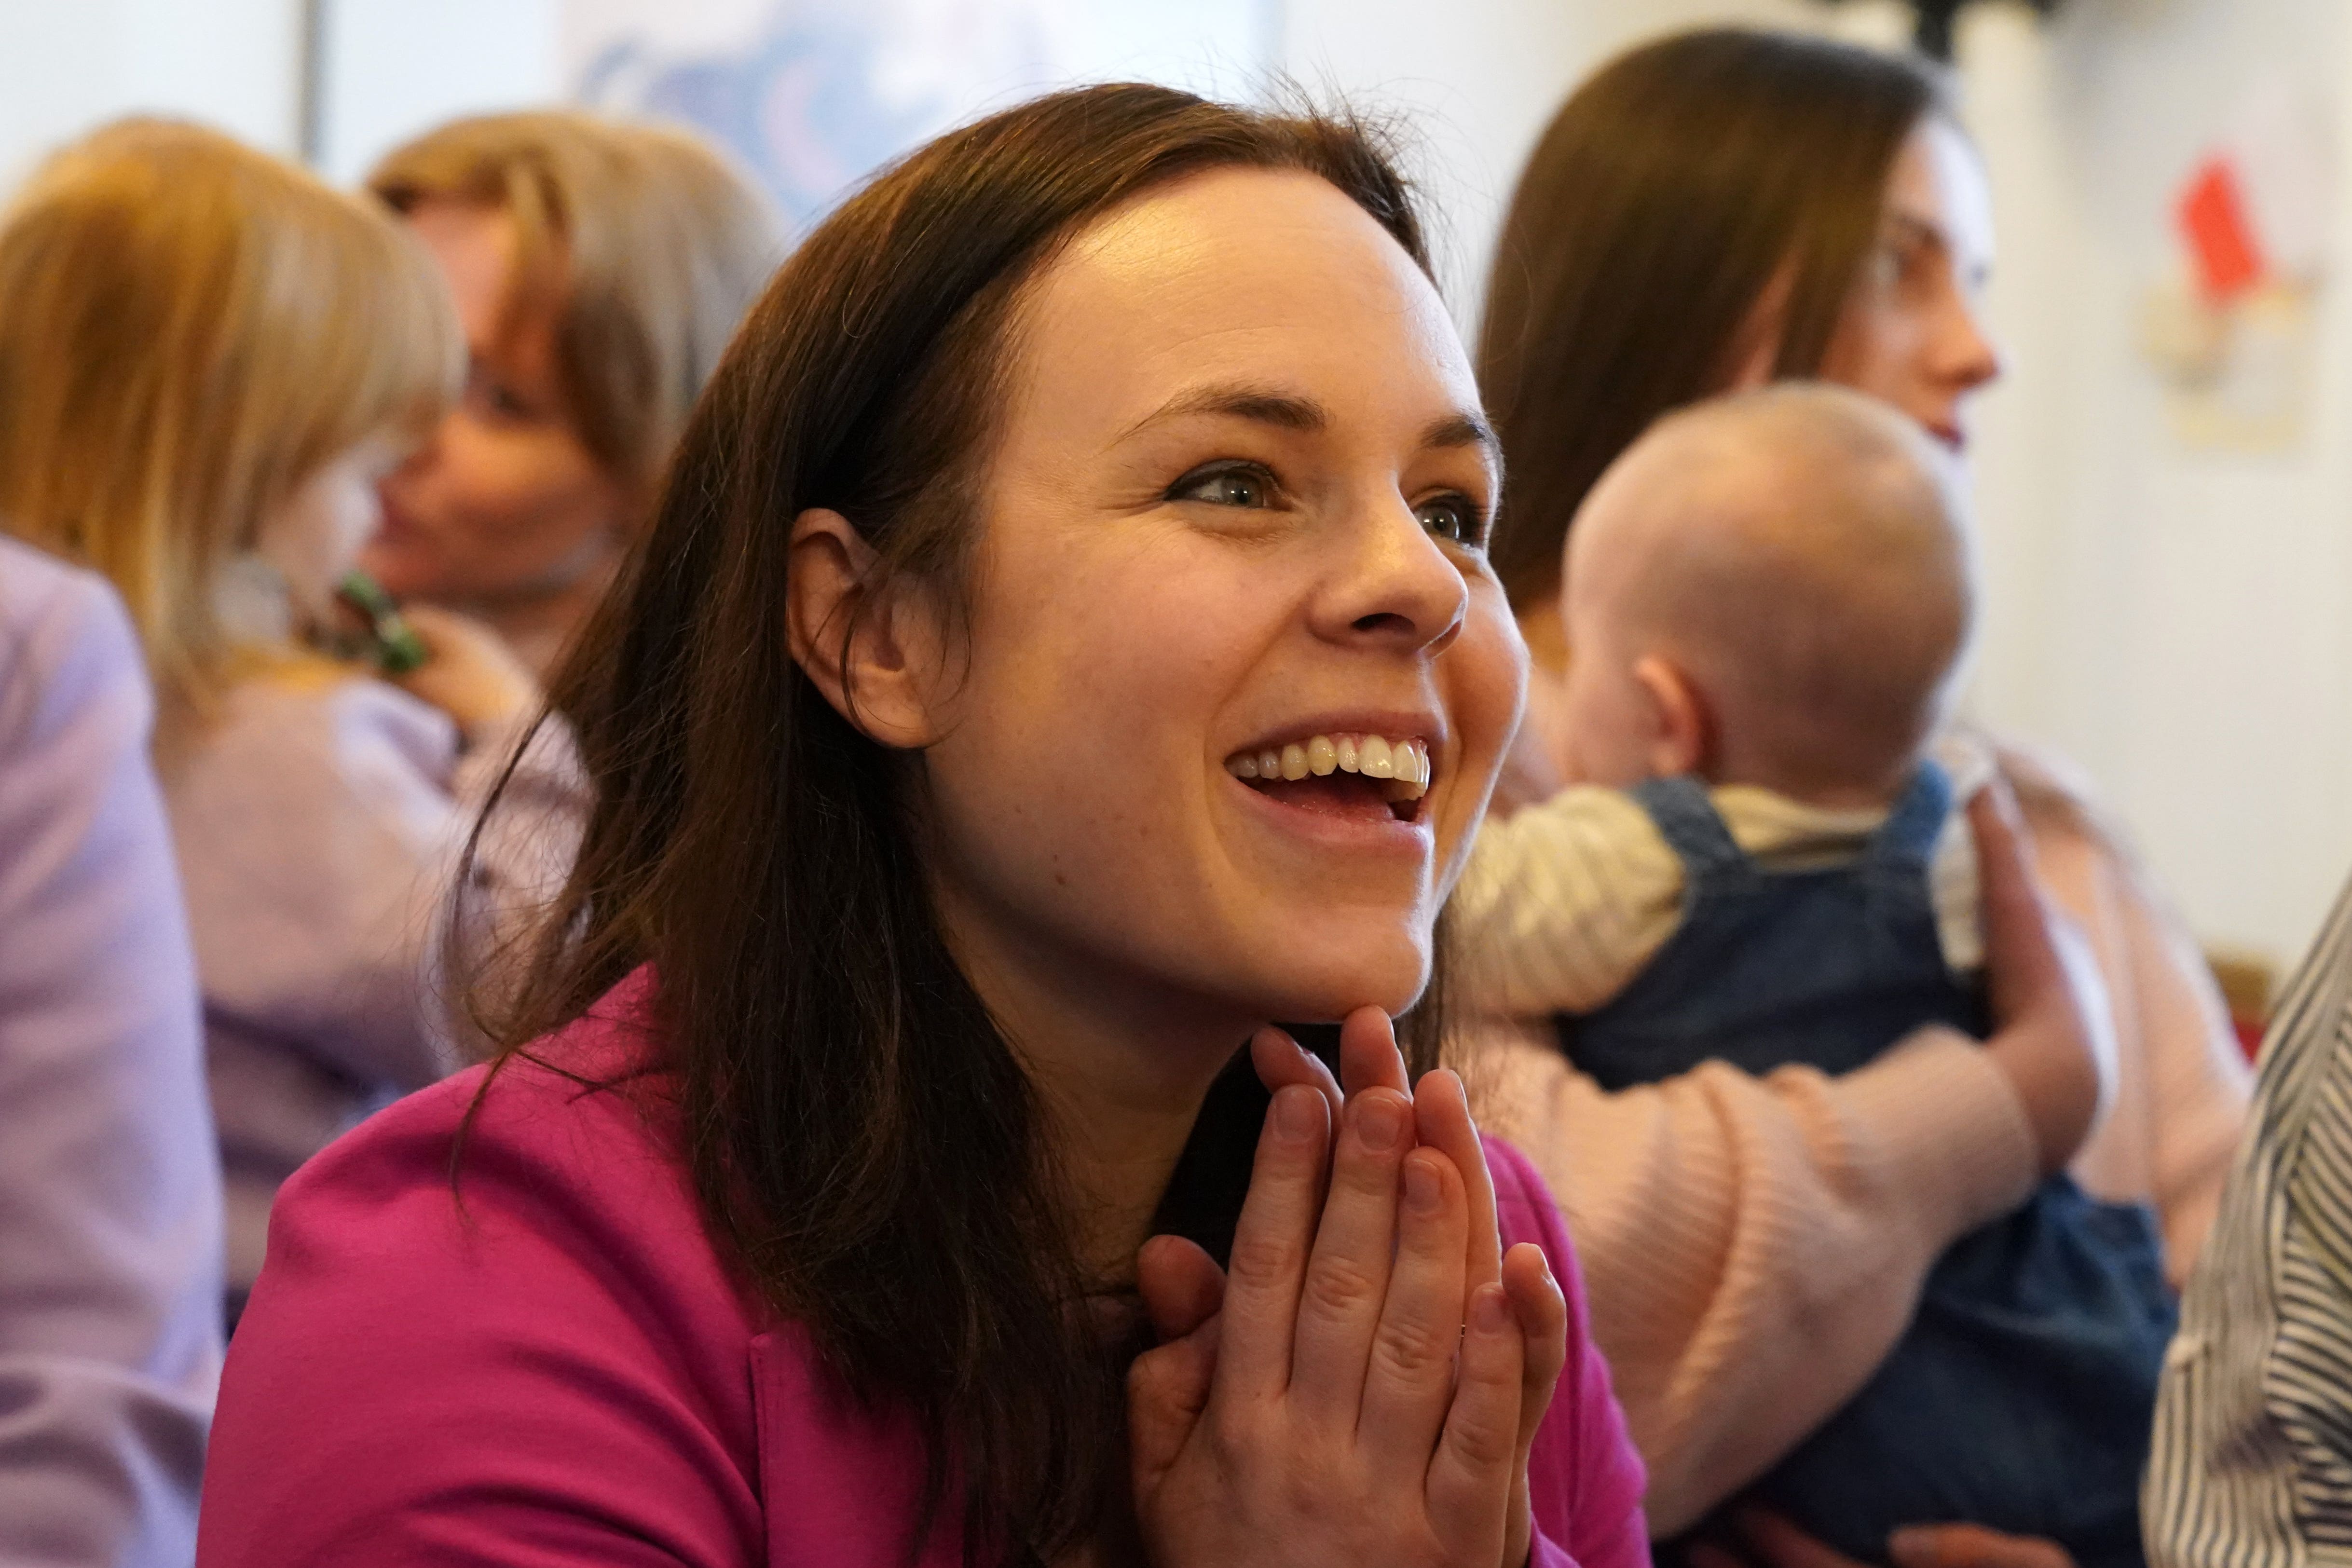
[363,111,782,675]
[0,121,582,1322]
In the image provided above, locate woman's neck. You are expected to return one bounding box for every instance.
[459,562,616,680]
[935,895,1256,1284]
[1518,594,1568,673]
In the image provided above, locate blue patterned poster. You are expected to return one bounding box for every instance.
[564,0,1275,229]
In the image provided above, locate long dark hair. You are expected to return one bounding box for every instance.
[1478,27,1947,608]
[479,83,1438,1563]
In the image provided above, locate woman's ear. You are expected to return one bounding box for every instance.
[786,508,949,750]
[1631,654,1712,779]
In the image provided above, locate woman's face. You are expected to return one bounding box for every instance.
[365,200,628,610]
[911,168,1523,1028]
[1812,118,2003,453]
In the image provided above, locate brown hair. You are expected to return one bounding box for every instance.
[0,118,458,708]
[1478,27,1948,609]
[481,84,1434,1562]
[368,109,781,507]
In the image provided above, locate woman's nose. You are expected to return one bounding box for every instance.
[1315,498,1469,655]
[378,422,448,503]
[1936,288,2004,395]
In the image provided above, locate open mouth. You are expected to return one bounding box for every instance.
[1225,732,1432,825]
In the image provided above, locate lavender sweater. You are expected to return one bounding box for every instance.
[163,665,582,1301]
[0,539,220,1567]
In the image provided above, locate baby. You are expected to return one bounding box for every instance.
[1454,384,2172,1568]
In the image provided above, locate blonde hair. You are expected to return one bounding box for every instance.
[0,118,461,708]
[367,109,781,505]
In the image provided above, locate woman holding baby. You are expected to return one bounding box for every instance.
[1461,25,2250,1568]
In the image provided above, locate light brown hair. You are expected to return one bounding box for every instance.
[367,110,782,507]
[0,118,459,707]
[1478,27,1949,609]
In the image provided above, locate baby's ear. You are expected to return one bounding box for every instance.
[1632,654,1711,778]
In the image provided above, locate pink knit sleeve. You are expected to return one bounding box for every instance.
[1467,1018,2038,1535]
[2024,809,2249,1284]
[1486,1134,1652,1568]
[1994,739,2250,1283]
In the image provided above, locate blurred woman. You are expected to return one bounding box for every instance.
[362,110,781,675]
[0,121,579,1321]
[1463,26,2251,1543]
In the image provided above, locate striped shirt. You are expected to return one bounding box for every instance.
[2146,872,2352,1567]
[1450,776,1983,1019]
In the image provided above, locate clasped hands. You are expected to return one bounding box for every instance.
[1127,1009,1570,1568]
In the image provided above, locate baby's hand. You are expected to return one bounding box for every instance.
[1972,783,2115,1172]
[388,604,542,736]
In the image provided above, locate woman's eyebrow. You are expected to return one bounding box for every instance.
[1423,411,1499,457]
[1119,387,1498,463]
[1121,383,1329,439]
[1885,210,1949,257]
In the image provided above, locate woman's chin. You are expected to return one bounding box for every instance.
[1240,937,1431,1029]
[355,540,437,601]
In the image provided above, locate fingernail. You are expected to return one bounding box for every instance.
[1472,1285,1509,1334]
[1888,1528,1935,1568]
[1356,1094,1408,1153]
[1273,1086,1319,1142]
[1447,1069,1477,1120]
[1405,1156,1442,1213]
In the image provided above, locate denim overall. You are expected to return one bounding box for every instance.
[1566,766,2174,1568]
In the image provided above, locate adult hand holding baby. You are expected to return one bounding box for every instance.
[386,602,544,737]
[1971,781,2118,1173]
[1688,1505,2078,1568]
[1130,1009,1569,1568]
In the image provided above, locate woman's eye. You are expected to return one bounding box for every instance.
[1417,495,1487,547]
[481,382,533,420]
[464,365,535,422]
[1171,465,1274,509]
[1862,243,1904,291]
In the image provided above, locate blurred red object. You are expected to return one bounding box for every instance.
[2177,156,2266,302]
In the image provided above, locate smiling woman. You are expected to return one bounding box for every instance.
[195,86,1648,1568]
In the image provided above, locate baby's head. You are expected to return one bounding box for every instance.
[1556,383,1972,804]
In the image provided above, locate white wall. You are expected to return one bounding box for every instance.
[1950,0,2352,968]
[0,0,302,184]
[314,0,562,183]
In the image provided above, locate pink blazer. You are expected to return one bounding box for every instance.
[197,971,1650,1566]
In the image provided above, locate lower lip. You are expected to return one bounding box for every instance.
[1225,772,1434,855]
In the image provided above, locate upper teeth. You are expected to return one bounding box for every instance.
[1225,733,1432,800]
